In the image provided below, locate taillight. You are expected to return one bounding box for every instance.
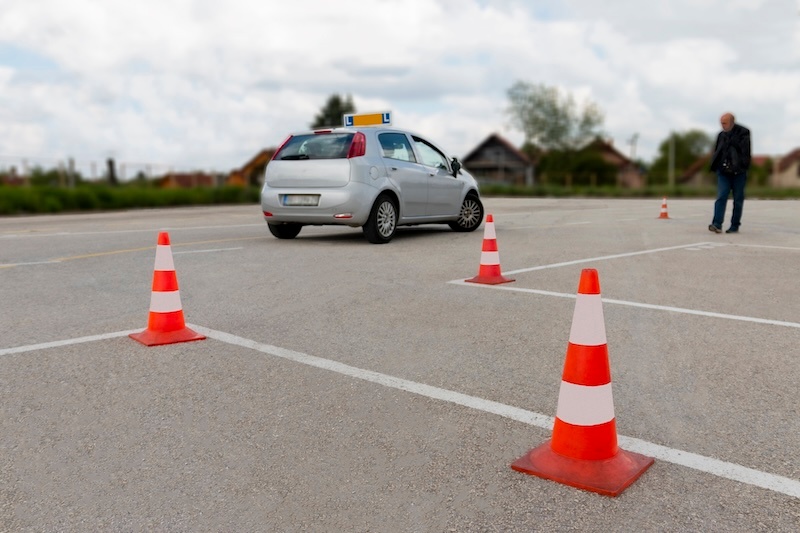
[347,132,366,158]
[271,135,292,160]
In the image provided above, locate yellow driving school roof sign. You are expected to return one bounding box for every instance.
[343,111,392,127]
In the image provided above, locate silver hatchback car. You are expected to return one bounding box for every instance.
[261,121,484,243]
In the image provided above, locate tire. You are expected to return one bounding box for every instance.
[448,193,484,232]
[362,194,397,244]
[268,222,302,239]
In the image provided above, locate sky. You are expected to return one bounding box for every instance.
[1,0,799,178]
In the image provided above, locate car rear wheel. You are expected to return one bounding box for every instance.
[449,193,484,232]
[363,194,397,244]
[268,222,302,239]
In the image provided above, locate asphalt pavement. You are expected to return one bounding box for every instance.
[1,198,799,531]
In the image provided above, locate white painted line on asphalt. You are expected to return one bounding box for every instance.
[0,329,140,356]
[173,247,244,255]
[190,324,555,426]
[187,325,800,500]
[617,435,800,499]
[0,260,62,268]
[489,242,717,276]
[448,281,800,330]
[449,240,800,328]
[734,244,800,251]
[2,325,799,499]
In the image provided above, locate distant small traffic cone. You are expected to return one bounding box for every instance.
[658,197,670,219]
[130,232,206,346]
[465,214,515,285]
[511,268,653,496]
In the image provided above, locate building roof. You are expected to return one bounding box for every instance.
[777,148,800,173]
[462,133,531,165]
[161,172,217,187]
[680,154,712,182]
[238,148,276,174]
[681,152,777,181]
[583,137,632,166]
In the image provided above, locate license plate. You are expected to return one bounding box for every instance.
[282,194,320,206]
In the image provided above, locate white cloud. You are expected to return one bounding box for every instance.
[0,0,798,175]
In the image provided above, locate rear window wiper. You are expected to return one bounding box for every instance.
[280,154,310,160]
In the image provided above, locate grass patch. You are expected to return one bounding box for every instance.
[1,183,798,216]
[0,184,261,215]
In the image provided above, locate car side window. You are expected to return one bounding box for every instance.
[379,133,416,163]
[412,136,449,170]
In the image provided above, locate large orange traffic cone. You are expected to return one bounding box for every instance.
[465,214,514,285]
[511,268,653,496]
[130,232,206,346]
[658,197,670,219]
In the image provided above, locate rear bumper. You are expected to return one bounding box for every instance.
[261,183,376,226]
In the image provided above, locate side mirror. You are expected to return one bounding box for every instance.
[451,157,462,177]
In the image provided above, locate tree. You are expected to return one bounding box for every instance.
[506,81,604,152]
[649,130,713,185]
[749,158,773,187]
[311,94,356,129]
[537,147,618,187]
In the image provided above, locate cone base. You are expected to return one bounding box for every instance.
[465,275,515,285]
[658,214,670,219]
[511,440,654,497]
[129,327,206,347]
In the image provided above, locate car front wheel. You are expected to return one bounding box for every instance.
[268,222,302,239]
[449,193,484,232]
[363,194,397,244]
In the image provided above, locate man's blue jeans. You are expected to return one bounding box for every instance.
[712,171,746,229]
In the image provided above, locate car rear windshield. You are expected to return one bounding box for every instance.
[274,133,355,160]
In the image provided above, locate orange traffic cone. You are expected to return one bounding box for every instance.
[658,197,670,219]
[465,214,514,285]
[130,232,206,346]
[511,268,653,496]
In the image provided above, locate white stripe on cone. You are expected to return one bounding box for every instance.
[149,290,183,313]
[484,222,496,240]
[479,251,501,266]
[154,244,175,271]
[555,381,615,426]
[569,294,607,346]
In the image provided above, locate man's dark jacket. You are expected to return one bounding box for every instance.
[709,123,751,176]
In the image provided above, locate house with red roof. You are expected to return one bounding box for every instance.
[227,148,276,187]
[461,133,535,186]
[462,133,643,188]
[681,151,795,187]
[772,148,800,187]
[582,137,644,188]
[158,172,221,188]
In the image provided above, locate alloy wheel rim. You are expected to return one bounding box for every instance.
[377,201,396,237]
[459,199,480,227]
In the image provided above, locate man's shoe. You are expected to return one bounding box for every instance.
[725,227,739,233]
[708,224,722,233]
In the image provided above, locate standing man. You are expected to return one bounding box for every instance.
[708,113,751,233]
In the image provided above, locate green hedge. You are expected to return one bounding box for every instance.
[0,185,262,215]
[478,183,800,199]
[1,183,798,216]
